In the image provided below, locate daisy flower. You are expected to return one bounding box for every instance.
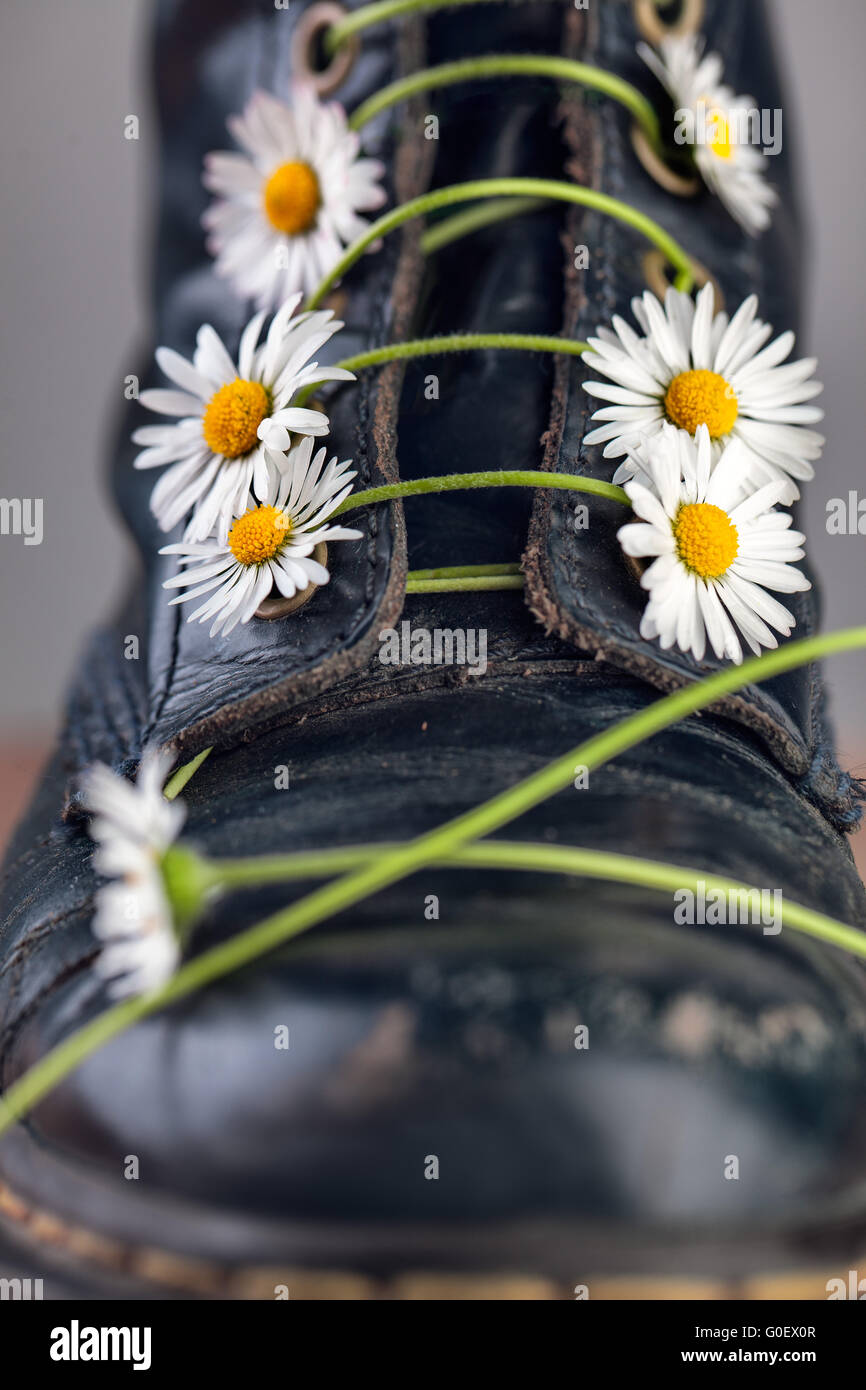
[132,294,354,542]
[82,751,185,998]
[617,423,810,666]
[202,85,387,308]
[582,282,824,493]
[161,436,362,638]
[639,34,777,235]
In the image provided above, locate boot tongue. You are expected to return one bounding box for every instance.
[396,202,566,569]
[393,0,572,565]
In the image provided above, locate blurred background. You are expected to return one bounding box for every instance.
[0,0,864,865]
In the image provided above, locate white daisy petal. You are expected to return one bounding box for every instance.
[696,580,738,662]
[714,579,777,652]
[581,381,659,407]
[195,324,239,385]
[265,407,330,435]
[138,389,203,418]
[624,480,673,531]
[237,309,269,379]
[723,570,796,634]
[731,558,810,592]
[689,284,716,369]
[616,523,673,557]
[154,347,213,399]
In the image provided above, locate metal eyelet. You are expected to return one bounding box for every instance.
[255,543,328,620]
[633,0,705,45]
[291,3,360,98]
[630,123,700,197]
[642,248,725,314]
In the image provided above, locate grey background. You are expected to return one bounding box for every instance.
[0,0,863,756]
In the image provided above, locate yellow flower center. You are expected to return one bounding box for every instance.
[664,368,738,439]
[228,505,292,566]
[202,379,271,458]
[674,502,738,580]
[706,106,733,160]
[263,161,321,236]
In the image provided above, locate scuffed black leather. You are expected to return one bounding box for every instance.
[2,0,866,1295]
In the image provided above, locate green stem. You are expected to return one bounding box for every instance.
[163,747,212,801]
[2,625,865,1138]
[421,197,548,254]
[406,561,524,594]
[326,0,508,53]
[293,333,589,407]
[334,470,630,516]
[338,333,588,372]
[206,841,866,960]
[408,563,522,579]
[349,56,662,152]
[305,178,695,309]
[407,575,524,593]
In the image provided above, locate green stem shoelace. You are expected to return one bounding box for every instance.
[347,53,662,142]
[306,177,695,309]
[298,14,696,593]
[1,1,860,1137]
[326,0,522,51]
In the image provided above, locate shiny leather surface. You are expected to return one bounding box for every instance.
[3,654,866,1280]
[2,0,865,1291]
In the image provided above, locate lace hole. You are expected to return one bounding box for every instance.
[643,248,725,314]
[291,3,360,98]
[631,123,700,197]
[255,542,328,619]
[633,0,705,44]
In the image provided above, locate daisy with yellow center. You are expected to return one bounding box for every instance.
[160,437,361,639]
[617,424,809,666]
[82,751,186,999]
[132,294,354,542]
[582,282,824,495]
[202,85,386,309]
[638,34,777,235]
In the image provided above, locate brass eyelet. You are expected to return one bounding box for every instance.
[642,248,724,314]
[255,542,328,620]
[291,3,360,98]
[630,123,700,198]
[633,0,705,45]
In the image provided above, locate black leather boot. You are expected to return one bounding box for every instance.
[1,0,865,1301]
